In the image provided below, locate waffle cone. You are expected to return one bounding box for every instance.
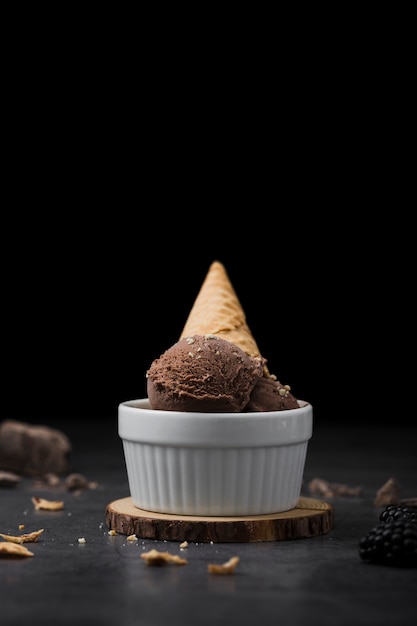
[180,261,262,359]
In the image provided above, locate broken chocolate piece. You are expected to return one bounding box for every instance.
[374,477,402,506]
[0,419,71,476]
[307,477,363,498]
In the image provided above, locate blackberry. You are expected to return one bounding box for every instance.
[359,519,417,567]
[379,504,417,524]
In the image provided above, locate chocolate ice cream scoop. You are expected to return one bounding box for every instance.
[244,375,299,412]
[146,334,265,412]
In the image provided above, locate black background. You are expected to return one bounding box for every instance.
[2,204,413,429]
[1,27,414,431]
[1,20,416,626]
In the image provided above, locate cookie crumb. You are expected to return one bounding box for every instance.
[308,478,362,498]
[140,548,187,566]
[32,497,64,511]
[208,555,240,574]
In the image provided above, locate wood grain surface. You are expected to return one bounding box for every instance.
[106,496,334,543]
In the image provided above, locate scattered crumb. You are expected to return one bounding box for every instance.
[208,556,240,575]
[65,473,89,491]
[179,541,188,549]
[108,530,117,536]
[374,477,402,506]
[32,497,64,511]
[140,548,188,566]
[127,534,137,541]
[0,542,34,557]
[19,524,25,530]
[307,478,362,498]
[0,529,44,544]
[43,472,62,487]
[78,537,86,544]
[31,472,97,492]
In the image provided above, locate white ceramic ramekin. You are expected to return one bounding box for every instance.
[118,398,313,516]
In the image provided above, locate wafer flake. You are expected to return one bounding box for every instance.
[208,555,240,574]
[0,542,34,557]
[0,529,44,544]
[140,548,188,566]
[32,496,64,511]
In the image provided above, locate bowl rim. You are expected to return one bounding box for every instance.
[118,398,313,447]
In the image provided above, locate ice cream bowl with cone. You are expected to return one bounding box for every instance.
[118,398,313,517]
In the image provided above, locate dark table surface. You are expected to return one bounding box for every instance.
[1,419,416,626]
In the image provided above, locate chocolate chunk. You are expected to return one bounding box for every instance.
[0,419,71,476]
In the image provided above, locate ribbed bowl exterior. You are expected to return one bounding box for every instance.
[119,398,313,516]
[122,439,309,516]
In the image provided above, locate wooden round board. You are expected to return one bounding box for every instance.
[105,496,334,543]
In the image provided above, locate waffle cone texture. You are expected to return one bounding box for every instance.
[180,261,262,360]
